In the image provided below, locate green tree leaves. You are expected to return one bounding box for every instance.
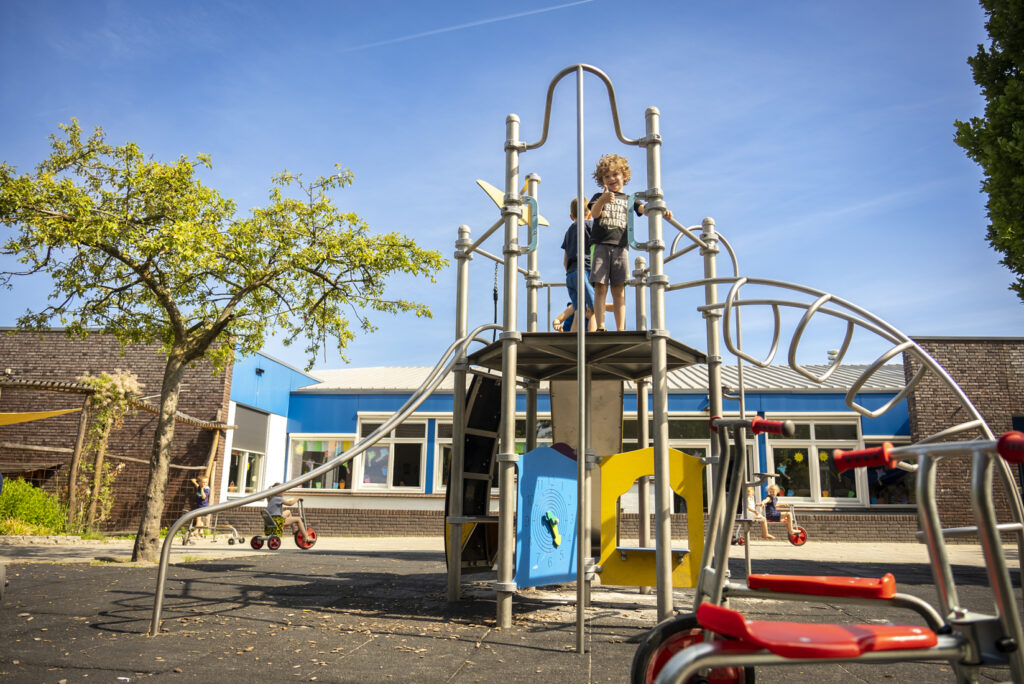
[0,119,447,367]
[955,0,1024,302]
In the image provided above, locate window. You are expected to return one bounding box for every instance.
[514,418,553,453]
[436,422,453,491]
[865,440,914,506]
[768,421,860,503]
[227,449,263,495]
[355,421,427,491]
[230,405,268,494]
[290,438,354,490]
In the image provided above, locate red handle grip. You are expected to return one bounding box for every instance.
[997,431,1024,465]
[750,417,796,437]
[832,442,895,473]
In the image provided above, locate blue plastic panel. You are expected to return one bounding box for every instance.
[515,446,578,589]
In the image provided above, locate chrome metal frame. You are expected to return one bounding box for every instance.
[149,322,500,636]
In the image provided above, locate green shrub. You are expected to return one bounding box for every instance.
[0,478,67,533]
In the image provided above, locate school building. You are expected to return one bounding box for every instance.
[1,330,1020,541]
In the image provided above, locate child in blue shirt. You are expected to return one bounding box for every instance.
[560,198,595,332]
[190,475,211,533]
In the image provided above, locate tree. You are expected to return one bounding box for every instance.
[0,121,447,561]
[955,0,1024,302]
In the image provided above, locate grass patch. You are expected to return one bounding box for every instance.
[0,517,61,536]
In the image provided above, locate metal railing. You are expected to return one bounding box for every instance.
[149,322,500,635]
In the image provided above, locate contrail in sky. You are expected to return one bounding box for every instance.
[340,0,595,52]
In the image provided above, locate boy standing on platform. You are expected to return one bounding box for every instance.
[588,154,671,331]
[560,198,595,332]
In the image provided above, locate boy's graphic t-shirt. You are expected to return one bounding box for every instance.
[588,192,642,247]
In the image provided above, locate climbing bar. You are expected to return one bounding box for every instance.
[832,442,895,473]
[750,417,795,437]
[709,415,794,438]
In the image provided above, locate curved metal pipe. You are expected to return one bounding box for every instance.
[149,323,501,635]
[522,64,640,150]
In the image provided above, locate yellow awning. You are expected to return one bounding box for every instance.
[0,408,82,426]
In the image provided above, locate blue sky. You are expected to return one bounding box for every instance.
[1,1,1019,373]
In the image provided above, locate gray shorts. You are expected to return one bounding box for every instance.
[590,244,628,286]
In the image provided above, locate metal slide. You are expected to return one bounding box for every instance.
[148,323,500,636]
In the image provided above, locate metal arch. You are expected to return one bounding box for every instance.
[522,64,641,151]
[720,278,783,367]
[148,323,501,636]
[788,293,855,384]
[845,341,928,419]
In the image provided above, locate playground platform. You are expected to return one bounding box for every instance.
[0,536,1016,682]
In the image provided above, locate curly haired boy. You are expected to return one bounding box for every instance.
[588,154,671,330]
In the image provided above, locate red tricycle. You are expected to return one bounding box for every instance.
[250,497,317,550]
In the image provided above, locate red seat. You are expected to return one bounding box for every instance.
[747,572,897,600]
[697,603,937,659]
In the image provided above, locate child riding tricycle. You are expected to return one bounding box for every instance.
[250,485,317,550]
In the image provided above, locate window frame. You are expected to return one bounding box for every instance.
[863,436,914,508]
[354,418,429,493]
[227,447,265,496]
[765,415,864,506]
[287,434,357,491]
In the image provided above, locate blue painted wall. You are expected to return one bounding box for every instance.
[288,392,457,434]
[623,391,908,437]
[232,353,316,416]
[286,389,907,437]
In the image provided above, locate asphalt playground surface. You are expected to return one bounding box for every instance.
[0,535,1019,683]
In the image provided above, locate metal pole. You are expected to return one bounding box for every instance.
[574,64,589,655]
[702,217,723,424]
[495,114,522,629]
[701,217,723,593]
[448,225,472,601]
[643,106,674,621]
[525,174,540,454]
[634,257,653,580]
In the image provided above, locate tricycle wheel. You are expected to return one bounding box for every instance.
[631,613,754,683]
[250,536,264,550]
[295,527,317,549]
[788,527,808,546]
[268,535,282,550]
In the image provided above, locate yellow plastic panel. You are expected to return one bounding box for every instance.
[597,447,705,588]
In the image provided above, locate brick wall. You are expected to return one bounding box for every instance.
[904,337,1024,530]
[215,507,921,544]
[0,329,231,531]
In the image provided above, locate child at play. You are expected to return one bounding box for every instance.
[190,475,211,532]
[745,486,775,539]
[560,198,595,332]
[552,302,574,332]
[588,154,672,331]
[266,484,310,539]
[761,484,795,539]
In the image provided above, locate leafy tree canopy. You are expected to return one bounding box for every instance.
[0,120,447,561]
[955,0,1024,301]
[0,120,447,369]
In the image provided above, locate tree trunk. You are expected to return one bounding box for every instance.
[66,400,90,529]
[131,353,187,562]
[86,425,111,528]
